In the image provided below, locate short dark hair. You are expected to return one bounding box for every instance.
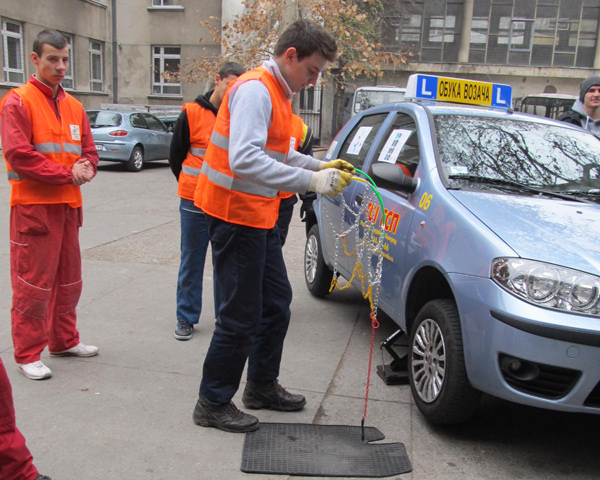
[218,62,246,79]
[33,29,68,56]
[274,20,337,62]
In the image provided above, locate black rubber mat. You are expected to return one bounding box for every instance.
[241,423,412,477]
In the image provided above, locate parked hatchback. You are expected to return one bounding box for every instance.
[87,110,173,172]
[305,74,600,424]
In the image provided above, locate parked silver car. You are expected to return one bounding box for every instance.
[87,110,173,172]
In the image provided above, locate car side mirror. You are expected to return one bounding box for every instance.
[370,162,419,194]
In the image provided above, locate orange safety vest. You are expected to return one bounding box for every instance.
[1,82,83,207]
[195,66,292,229]
[279,114,306,200]
[178,102,216,201]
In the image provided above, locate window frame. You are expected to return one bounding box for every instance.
[151,45,181,96]
[89,39,104,92]
[2,19,25,85]
[61,33,75,90]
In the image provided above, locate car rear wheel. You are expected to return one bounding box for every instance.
[304,224,333,297]
[126,146,144,172]
[408,299,481,424]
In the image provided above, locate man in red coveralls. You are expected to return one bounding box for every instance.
[0,29,99,381]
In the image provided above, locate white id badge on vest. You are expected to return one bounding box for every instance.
[70,125,81,141]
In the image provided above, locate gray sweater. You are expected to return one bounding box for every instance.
[227,58,322,194]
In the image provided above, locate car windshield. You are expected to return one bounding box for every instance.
[434,114,600,199]
[87,111,122,128]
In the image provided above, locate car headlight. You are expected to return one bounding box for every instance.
[491,258,600,317]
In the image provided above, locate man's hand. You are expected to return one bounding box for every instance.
[309,168,353,196]
[72,159,95,186]
[320,159,355,174]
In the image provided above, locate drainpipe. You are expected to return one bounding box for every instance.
[458,0,474,63]
[112,0,118,103]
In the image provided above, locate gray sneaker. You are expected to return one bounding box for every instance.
[174,321,194,340]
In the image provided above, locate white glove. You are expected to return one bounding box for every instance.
[309,168,353,196]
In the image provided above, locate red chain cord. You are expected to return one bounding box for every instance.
[363,311,380,421]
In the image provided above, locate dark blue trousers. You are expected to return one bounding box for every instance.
[200,214,293,404]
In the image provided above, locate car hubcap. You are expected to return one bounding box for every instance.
[133,150,142,169]
[305,235,318,283]
[411,318,446,403]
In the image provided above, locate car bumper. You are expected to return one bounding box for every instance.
[95,142,133,162]
[450,273,600,414]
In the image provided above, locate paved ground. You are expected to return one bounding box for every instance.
[1,158,600,480]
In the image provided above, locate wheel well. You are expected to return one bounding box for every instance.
[405,266,454,335]
[304,210,318,236]
[133,144,144,153]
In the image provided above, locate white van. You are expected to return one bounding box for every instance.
[351,86,406,117]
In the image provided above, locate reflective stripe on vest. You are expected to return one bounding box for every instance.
[200,161,278,198]
[35,142,82,155]
[182,165,201,177]
[189,147,206,157]
[210,130,288,163]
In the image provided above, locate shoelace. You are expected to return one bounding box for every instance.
[222,402,244,419]
[31,361,45,368]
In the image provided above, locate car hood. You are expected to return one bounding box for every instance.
[450,191,600,275]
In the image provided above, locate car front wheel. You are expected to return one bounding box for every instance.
[126,146,144,172]
[304,224,333,297]
[408,299,481,424]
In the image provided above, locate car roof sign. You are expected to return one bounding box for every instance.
[405,74,512,108]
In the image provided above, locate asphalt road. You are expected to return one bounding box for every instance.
[1,158,599,480]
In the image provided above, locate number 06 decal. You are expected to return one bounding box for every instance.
[419,192,433,210]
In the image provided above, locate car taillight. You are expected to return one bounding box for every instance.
[109,130,128,137]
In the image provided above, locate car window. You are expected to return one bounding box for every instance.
[130,113,147,129]
[142,113,166,131]
[338,113,388,170]
[372,113,420,177]
[88,111,122,128]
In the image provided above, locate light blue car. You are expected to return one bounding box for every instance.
[87,110,172,172]
[304,74,600,424]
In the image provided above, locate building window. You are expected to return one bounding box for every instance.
[2,19,24,84]
[89,40,103,91]
[152,0,176,5]
[152,46,181,95]
[428,16,456,43]
[62,34,74,90]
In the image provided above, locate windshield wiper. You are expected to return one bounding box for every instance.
[448,175,591,203]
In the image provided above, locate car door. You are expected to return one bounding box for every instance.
[142,113,171,160]
[129,113,153,155]
[361,112,422,314]
[320,112,391,279]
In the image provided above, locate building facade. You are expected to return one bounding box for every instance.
[2,0,600,143]
[0,0,112,110]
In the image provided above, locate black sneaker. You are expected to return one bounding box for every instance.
[242,379,306,411]
[174,321,194,340]
[193,395,259,433]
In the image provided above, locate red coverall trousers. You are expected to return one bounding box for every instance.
[0,356,39,480]
[10,204,82,364]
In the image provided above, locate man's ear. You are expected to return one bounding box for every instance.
[30,52,40,66]
[214,74,221,87]
[283,47,297,65]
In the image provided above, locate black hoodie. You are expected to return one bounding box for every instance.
[168,90,217,180]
